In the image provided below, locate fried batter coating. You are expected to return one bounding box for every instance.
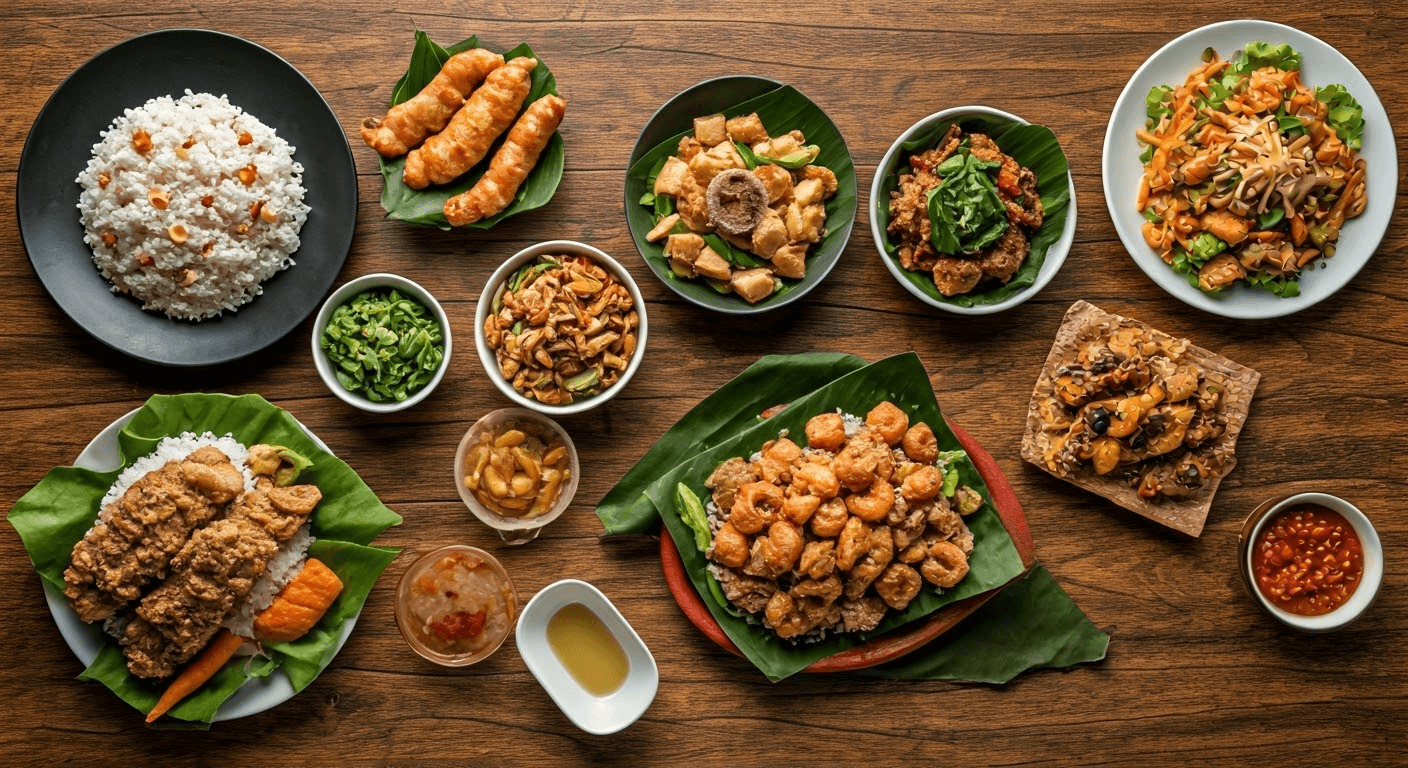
[360,48,505,158]
[444,94,566,226]
[63,447,243,623]
[403,57,537,189]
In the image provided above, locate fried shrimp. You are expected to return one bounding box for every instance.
[865,401,909,446]
[403,57,537,189]
[805,412,846,451]
[360,48,504,158]
[709,522,749,568]
[921,540,970,588]
[730,481,783,534]
[845,479,895,522]
[444,94,566,225]
[900,465,943,503]
[793,463,840,500]
[901,422,939,463]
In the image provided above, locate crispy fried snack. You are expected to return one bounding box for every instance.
[402,56,537,189]
[360,48,505,158]
[444,94,566,226]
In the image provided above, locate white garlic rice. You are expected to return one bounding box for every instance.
[76,91,311,320]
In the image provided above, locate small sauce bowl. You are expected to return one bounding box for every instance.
[1238,492,1383,632]
[516,579,657,734]
[394,545,518,666]
[454,408,580,545]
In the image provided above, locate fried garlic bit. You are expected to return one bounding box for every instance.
[361,48,505,158]
[403,57,537,189]
[484,255,638,406]
[444,94,566,226]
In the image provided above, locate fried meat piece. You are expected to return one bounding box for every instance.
[975,225,1030,284]
[121,477,320,678]
[63,447,243,623]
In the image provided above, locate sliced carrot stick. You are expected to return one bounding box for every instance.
[146,629,246,723]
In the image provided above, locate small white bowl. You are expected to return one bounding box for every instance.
[453,407,580,545]
[475,240,647,416]
[312,273,451,413]
[1239,492,1383,632]
[870,105,1077,315]
[516,579,658,735]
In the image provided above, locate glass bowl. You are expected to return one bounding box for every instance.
[394,545,518,666]
[454,408,580,545]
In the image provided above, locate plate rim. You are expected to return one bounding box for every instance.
[45,403,357,722]
[16,27,358,366]
[659,417,1037,674]
[1101,19,1397,319]
[622,74,858,315]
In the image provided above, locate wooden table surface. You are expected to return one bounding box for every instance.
[2,1,1404,764]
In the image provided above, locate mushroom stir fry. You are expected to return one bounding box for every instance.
[484,255,639,405]
[1137,42,1366,296]
[1036,326,1231,501]
[696,402,983,642]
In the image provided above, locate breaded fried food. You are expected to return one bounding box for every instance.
[360,48,505,158]
[63,446,244,623]
[444,94,566,225]
[122,476,322,678]
[402,56,537,189]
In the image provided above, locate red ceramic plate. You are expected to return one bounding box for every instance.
[660,418,1037,673]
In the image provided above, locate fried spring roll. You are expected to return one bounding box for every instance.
[360,48,505,158]
[444,95,566,226]
[403,57,537,189]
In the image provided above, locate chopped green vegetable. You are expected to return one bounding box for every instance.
[564,368,601,392]
[319,288,445,403]
[925,148,1010,256]
[737,140,820,169]
[675,483,712,553]
[1231,41,1302,75]
[1142,208,1163,224]
[270,446,314,487]
[639,192,655,206]
[934,449,967,498]
[1258,208,1285,229]
[1190,232,1228,263]
[1317,83,1365,150]
[952,485,984,516]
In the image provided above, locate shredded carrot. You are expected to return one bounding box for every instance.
[146,629,246,723]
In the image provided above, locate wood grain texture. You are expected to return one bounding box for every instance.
[2,0,1405,764]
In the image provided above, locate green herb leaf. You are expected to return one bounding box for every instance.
[1317,83,1365,150]
[1231,41,1302,75]
[1258,208,1286,229]
[926,149,1009,256]
[377,34,564,230]
[674,482,712,553]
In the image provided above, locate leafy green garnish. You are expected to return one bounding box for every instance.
[1247,271,1302,297]
[674,482,712,553]
[1190,232,1228,263]
[1317,83,1365,150]
[703,234,767,270]
[925,149,1010,256]
[736,139,820,169]
[1232,41,1302,75]
[934,449,968,498]
[376,31,564,230]
[320,288,445,403]
[1258,208,1286,229]
[1145,84,1174,127]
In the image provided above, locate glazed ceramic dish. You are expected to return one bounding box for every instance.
[1103,19,1396,319]
[871,105,1077,315]
[16,29,357,366]
[312,273,452,414]
[623,75,857,314]
[475,240,647,416]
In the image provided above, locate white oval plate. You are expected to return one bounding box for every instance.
[1102,19,1396,319]
[43,408,356,722]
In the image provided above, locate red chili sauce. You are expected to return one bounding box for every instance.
[1253,505,1362,616]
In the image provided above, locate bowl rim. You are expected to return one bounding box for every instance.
[311,272,452,413]
[515,578,658,735]
[453,407,581,535]
[1238,491,1384,632]
[622,74,857,315]
[474,240,648,416]
[393,544,518,666]
[868,104,1077,316]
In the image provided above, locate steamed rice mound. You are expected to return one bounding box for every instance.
[76,91,311,321]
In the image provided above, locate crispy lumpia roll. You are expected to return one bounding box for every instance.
[360,48,504,158]
[444,95,566,226]
[403,57,537,189]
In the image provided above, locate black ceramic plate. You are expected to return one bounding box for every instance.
[17,29,357,367]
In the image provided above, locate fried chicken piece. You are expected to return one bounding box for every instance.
[403,57,537,189]
[360,48,505,158]
[444,94,566,226]
[63,447,243,623]
[715,568,776,614]
[931,257,983,297]
[839,595,887,633]
[974,225,1029,284]
[121,477,320,678]
[875,563,923,610]
[706,456,758,516]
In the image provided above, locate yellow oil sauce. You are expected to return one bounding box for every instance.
[546,603,629,696]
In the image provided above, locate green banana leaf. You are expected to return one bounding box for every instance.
[873,114,1071,308]
[624,85,858,311]
[376,31,565,230]
[6,393,403,724]
[857,563,1109,682]
[642,353,1026,681]
[595,352,868,533]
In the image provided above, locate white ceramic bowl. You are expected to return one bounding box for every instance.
[517,579,658,735]
[1239,492,1383,632]
[475,240,647,416]
[870,105,1077,315]
[453,407,580,545]
[312,273,451,413]
[1103,20,1396,319]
